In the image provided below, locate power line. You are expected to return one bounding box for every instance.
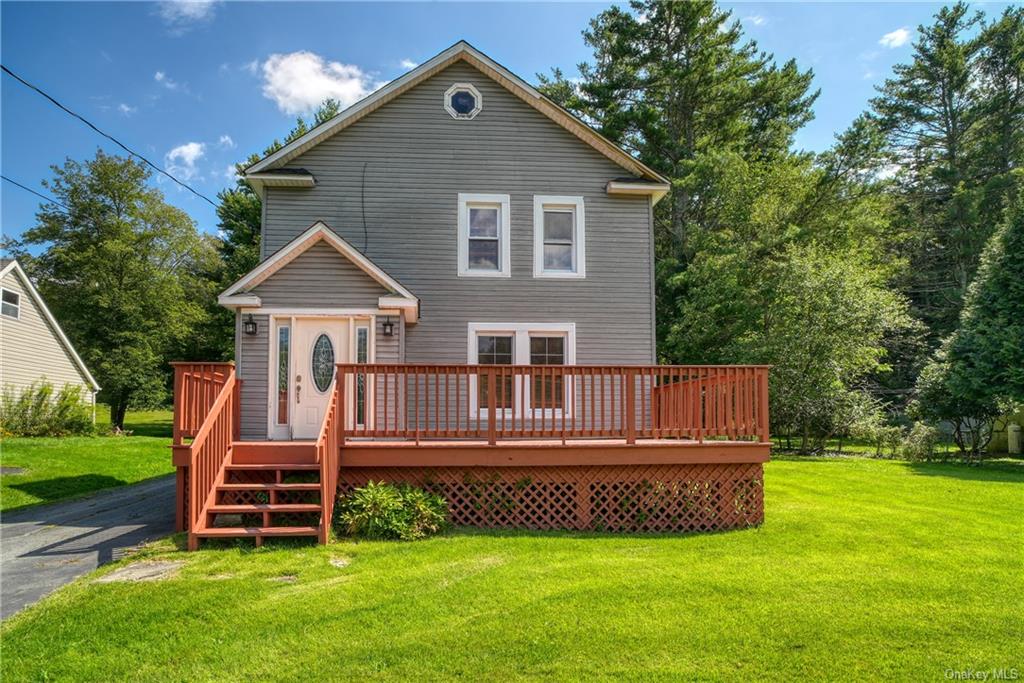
[1,174,69,212]
[1,64,217,207]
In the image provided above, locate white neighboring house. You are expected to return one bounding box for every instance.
[0,259,100,417]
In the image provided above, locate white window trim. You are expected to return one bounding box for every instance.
[444,83,483,120]
[0,288,21,320]
[467,322,576,417]
[457,193,511,278]
[533,195,586,279]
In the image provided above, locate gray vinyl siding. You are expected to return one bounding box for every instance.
[0,270,95,405]
[260,60,655,367]
[237,312,269,440]
[375,316,401,363]
[250,241,390,307]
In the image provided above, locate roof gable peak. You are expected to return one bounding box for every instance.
[244,41,667,190]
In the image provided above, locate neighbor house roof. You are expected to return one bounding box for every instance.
[244,41,670,201]
[0,259,100,392]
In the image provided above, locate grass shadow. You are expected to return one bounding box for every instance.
[7,474,128,504]
[120,421,172,439]
[904,458,1024,483]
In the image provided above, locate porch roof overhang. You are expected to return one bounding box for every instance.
[218,221,419,323]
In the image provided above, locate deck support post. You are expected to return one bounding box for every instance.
[175,466,187,532]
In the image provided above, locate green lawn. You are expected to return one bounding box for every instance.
[2,457,1021,681]
[0,408,174,512]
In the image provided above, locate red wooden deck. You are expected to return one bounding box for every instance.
[171,363,771,547]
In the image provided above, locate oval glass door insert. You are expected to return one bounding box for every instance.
[311,334,335,392]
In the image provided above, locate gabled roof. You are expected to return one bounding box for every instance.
[218,221,419,322]
[0,259,100,392]
[244,41,669,193]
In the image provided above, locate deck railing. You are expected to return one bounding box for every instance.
[336,364,769,445]
[171,363,239,543]
[315,370,344,543]
[171,362,238,443]
[183,372,237,549]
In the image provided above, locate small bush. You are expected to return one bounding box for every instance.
[333,481,448,541]
[0,382,95,437]
[900,422,944,462]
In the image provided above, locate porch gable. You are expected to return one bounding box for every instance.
[218,221,418,322]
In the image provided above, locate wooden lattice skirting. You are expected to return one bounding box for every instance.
[338,463,764,533]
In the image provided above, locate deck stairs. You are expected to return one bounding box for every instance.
[193,442,325,547]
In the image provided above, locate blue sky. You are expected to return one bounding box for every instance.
[1,1,1010,246]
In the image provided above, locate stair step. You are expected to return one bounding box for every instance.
[218,483,321,492]
[225,463,320,471]
[194,526,319,538]
[210,504,321,514]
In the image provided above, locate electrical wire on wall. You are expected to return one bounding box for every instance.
[361,161,369,253]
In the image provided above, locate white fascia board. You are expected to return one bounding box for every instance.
[606,181,671,205]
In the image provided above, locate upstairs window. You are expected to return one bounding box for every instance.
[1,289,20,319]
[444,83,483,120]
[533,196,585,278]
[457,193,511,277]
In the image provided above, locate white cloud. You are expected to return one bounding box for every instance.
[243,60,259,75]
[400,59,418,70]
[223,164,240,182]
[165,142,206,181]
[260,51,380,115]
[154,71,180,90]
[744,15,766,26]
[218,134,235,149]
[117,103,137,116]
[879,27,910,49]
[157,0,218,35]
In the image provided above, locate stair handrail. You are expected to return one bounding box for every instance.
[315,367,345,543]
[186,370,238,550]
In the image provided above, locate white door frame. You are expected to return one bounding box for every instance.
[266,313,375,440]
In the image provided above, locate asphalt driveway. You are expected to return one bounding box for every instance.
[1,475,175,619]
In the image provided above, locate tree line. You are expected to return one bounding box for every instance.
[7,1,1021,456]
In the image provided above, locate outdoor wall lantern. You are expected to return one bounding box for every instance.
[382,316,395,337]
[243,314,258,336]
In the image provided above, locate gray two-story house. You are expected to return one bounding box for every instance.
[174,42,769,547]
[220,41,669,441]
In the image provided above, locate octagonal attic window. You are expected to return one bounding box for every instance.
[445,83,482,120]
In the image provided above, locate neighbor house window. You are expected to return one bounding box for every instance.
[458,193,511,277]
[1,289,20,319]
[533,196,586,278]
[468,323,576,415]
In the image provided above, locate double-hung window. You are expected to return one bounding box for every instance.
[476,334,515,410]
[468,323,575,416]
[533,196,585,278]
[458,193,511,277]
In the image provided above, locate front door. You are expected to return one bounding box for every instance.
[291,318,350,439]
